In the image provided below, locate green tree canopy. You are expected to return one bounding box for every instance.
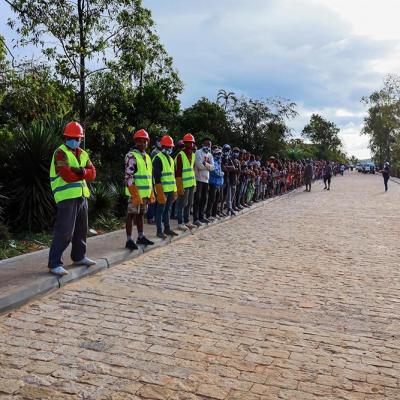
[6,0,182,123]
[302,114,342,151]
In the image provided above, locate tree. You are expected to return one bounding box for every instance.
[302,114,342,152]
[0,63,75,127]
[6,0,179,124]
[230,97,297,157]
[349,155,359,165]
[179,98,231,145]
[217,89,237,111]
[361,74,400,167]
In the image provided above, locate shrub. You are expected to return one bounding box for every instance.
[92,214,122,232]
[4,118,64,231]
[88,182,116,221]
[109,181,128,218]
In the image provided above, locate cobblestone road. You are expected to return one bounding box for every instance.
[1,173,400,400]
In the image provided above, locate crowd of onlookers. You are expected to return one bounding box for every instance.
[139,135,342,233]
[47,124,344,276]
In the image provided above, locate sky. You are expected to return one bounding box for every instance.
[2,1,400,159]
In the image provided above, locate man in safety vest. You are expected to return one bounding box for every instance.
[174,133,197,231]
[124,129,155,250]
[153,135,178,239]
[48,122,96,276]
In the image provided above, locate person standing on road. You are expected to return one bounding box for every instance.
[206,147,224,220]
[382,162,390,192]
[193,137,214,226]
[124,129,155,250]
[175,133,197,231]
[303,159,313,192]
[153,135,178,239]
[323,160,332,190]
[48,122,96,276]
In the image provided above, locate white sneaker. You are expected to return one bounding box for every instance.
[73,257,96,267]
[50,266,69,276]
[177,224,189,231]
[185,222,197,229]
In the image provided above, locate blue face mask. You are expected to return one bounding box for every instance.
[66,139,80,150]
[163,148,172,155]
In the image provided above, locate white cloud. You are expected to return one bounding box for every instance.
[4,0,399,159]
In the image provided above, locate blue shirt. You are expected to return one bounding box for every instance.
[209,158,224,186]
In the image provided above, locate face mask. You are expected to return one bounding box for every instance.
[163,148,172,155]
[66,139,80,150]
[232,152,239,158]
[202,146,210,153]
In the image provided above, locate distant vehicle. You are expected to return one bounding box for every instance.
[356,164,363,172]
[362,162,375,174]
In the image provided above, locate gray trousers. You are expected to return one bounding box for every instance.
[48,197,88,269]
[226,183,236,209]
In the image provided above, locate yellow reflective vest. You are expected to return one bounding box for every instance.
[49,144,90,204]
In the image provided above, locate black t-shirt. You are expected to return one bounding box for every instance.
[383,165,390,177]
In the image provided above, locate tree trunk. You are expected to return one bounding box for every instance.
[78,0,86,125]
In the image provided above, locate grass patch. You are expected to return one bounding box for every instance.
[0,232,53,260]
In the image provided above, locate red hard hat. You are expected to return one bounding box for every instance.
[182,133,195,143]
[160,135,174,147]
[133,129,150,141]
[63,122,84,138]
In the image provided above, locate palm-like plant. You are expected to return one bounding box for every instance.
[217,89,237,111]
[109,181,128,218]
[5,119,64,231]
[88,182,117,222]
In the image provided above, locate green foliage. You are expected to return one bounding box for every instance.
[179,98,231,144]
[217,89,237,111]
[230,97,296,157]
[0,231,52,260]
[302,114,342,152]
[7,0,182,122]
[361,74,400,167]
[109,182,128,219]
[2,118,63,231]
[88,182,116,221]
[0,223,10,241]
[0,64,74,127]
[92,214,122,233]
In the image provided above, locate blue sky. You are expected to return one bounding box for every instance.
[2,0,400,158]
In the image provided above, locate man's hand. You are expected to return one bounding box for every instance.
[71,167,84,175]
[173,191,178,202]
[155,183,167,204]
[149,190,156,204]
[176,177,184,196]
[128,185,142,207]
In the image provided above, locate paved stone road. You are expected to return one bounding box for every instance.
[1,173,400,400]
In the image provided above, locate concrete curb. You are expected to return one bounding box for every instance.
[0,275,60,314]
[0,186,307,314]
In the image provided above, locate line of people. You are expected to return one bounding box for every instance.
[124,130,341,250]
[47,122,339,276]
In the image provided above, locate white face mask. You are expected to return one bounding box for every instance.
[163,148,172,155]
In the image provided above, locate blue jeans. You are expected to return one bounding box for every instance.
[176,186,195,225]
[156,191,174,234]
[146,202,156,221]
